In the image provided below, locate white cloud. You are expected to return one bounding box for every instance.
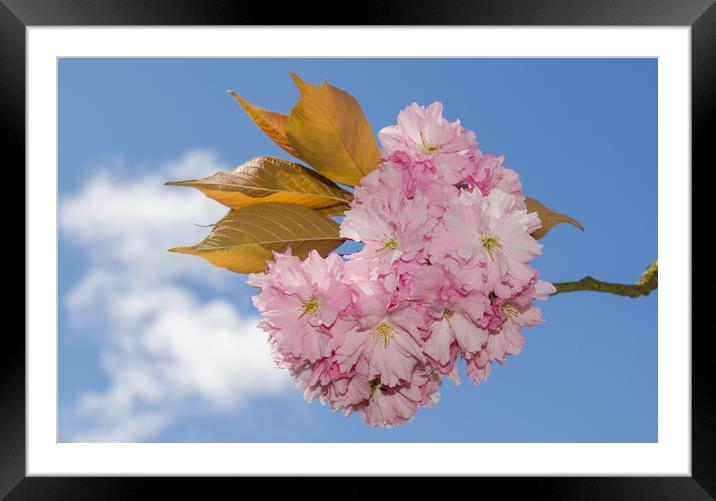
[60,150,290,442]
[60,150,230,284]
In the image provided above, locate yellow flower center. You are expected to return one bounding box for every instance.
[302,298,320,316]
[374,321,395,348]
[420,130,442,156]
[422,144,442,155]
[503,303,519,319]
[381,234,399,250]
[443,309,454,320]
[481,235,502,258]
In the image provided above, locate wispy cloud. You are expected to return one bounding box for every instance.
[60,150,290,442]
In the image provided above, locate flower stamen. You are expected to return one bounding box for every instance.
[302,297,320,316]
[420,130,442,156]
[481,235,502,259]
[374,321,395,348]
[503,303,519,319]
[380,233,399,251]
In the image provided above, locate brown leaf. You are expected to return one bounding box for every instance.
[230,91,299,158]
[316,204,351,217]
[525,197,584,239]
[169,203,343,274]
[166,156,352,214]
[285,73,381,186]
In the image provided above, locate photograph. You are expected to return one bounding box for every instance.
[58,57,657,443]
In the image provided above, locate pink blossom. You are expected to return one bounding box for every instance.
[467,279,554,384]
[466,350,492,385]
[362,365,441,427]
[355,160,416,202]
[341,189,432,276]
[335,281,426,388]
[409,265,489,370]
[465,154,525,207]
[248,101,555,426]
[379,102,479,184]
[249,250,354,363]
[429,188,542,298]
[293,358,370,415]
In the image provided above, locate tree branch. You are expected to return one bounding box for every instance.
[552,261,658,298]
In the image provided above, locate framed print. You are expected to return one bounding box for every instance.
[2,0,711,497]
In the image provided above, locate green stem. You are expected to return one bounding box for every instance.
[552,261,658,298]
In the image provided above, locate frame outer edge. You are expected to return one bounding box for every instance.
[0,0,28,499]
[691,1,716,498]
[3,0,712,497]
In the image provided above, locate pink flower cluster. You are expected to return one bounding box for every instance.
[249,102,555,427]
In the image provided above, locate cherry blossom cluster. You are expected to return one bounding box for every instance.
[249,102,555,427]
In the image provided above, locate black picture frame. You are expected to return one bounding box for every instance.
[2,0,709,497]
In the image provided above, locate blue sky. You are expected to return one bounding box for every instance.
[58,58,657,442]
